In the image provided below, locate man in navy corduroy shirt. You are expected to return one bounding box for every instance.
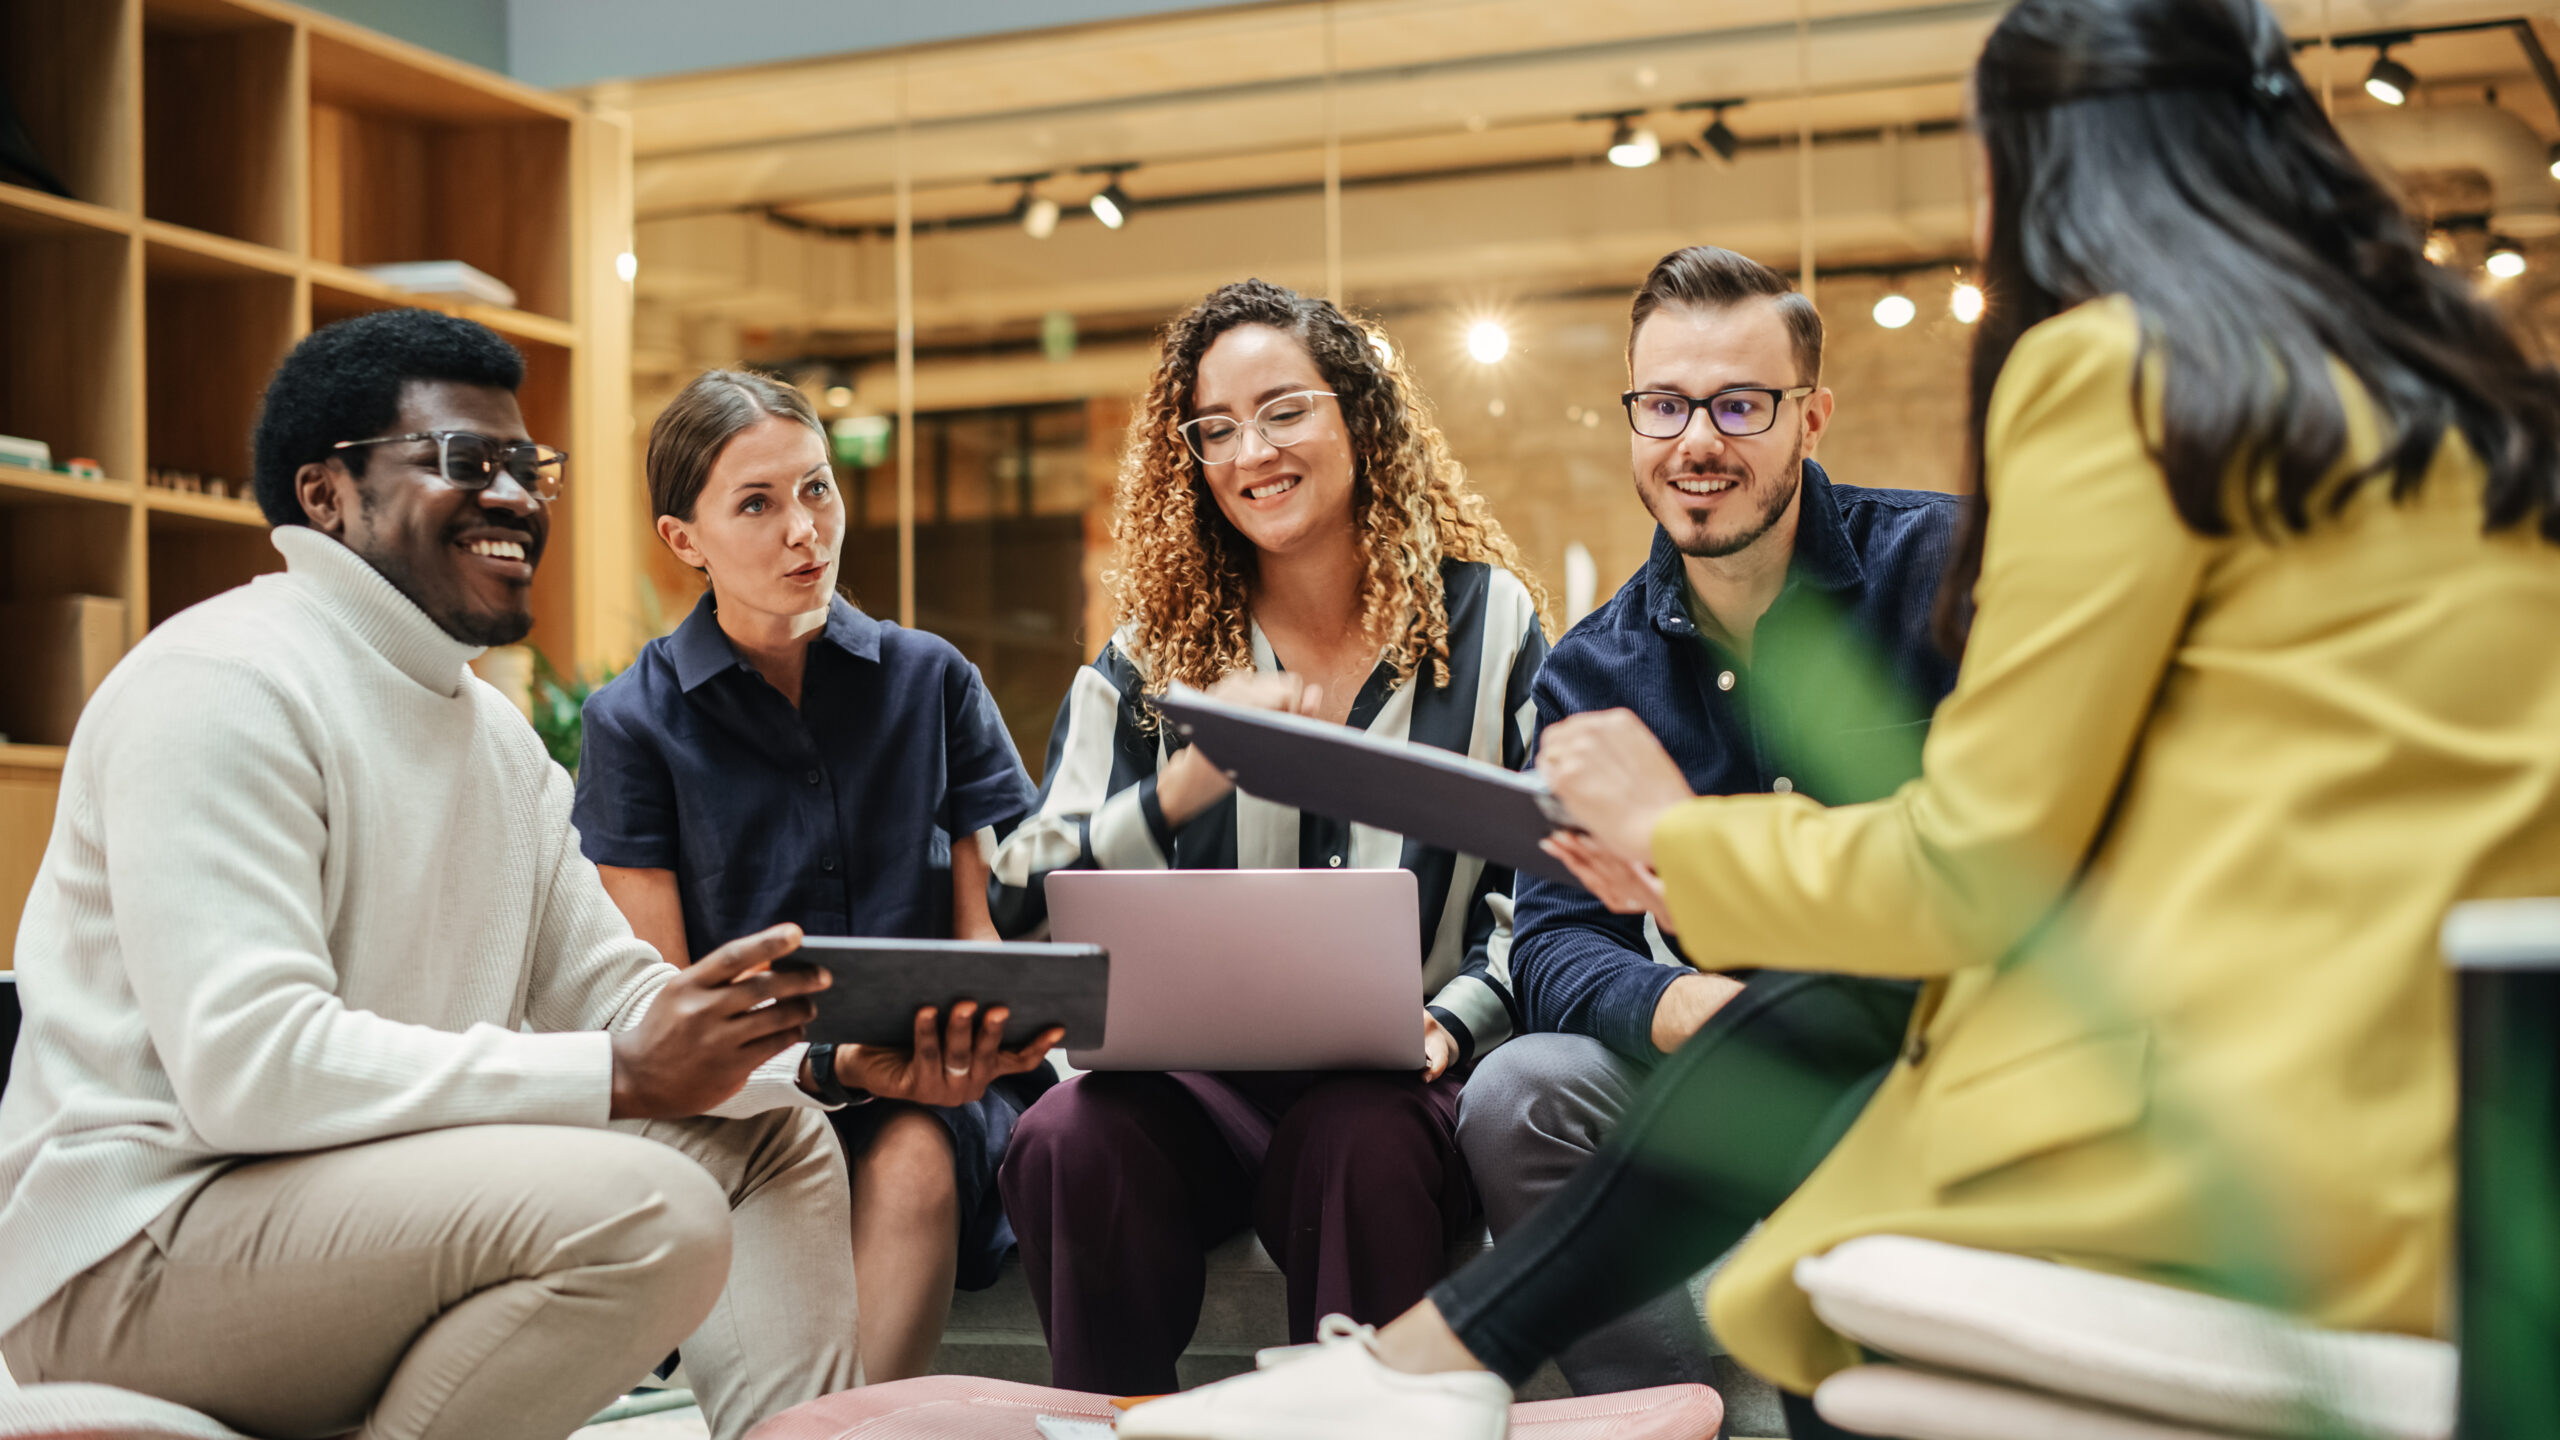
[1454,247,1961,1396]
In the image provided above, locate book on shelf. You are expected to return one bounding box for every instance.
[360,261,519,311]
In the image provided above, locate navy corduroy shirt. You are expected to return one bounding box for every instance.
[1510,462,1964,1062]
[572,591,1038,961]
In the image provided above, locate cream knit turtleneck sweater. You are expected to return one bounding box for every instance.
[0,526,821,1336]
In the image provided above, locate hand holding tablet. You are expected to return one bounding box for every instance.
[773,936,1111,1049]
[835,998,1064,1107]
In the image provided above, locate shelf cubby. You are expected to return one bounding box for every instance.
[141,0,298,251]
[0,210,139,483]
[142,236,297,493]
[145,504,276,627]
[2,0,140,213]
[308,34,572,323]
[0,479,135,616]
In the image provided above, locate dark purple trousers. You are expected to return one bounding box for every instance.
[996,1068,1475,1395]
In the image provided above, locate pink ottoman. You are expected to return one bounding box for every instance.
[747,1376,1723,1440]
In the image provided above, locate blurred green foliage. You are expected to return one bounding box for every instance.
[528,647,618,774]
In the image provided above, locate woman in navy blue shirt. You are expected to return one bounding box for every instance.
[575,369,1057,1383]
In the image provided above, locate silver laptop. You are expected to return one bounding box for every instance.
[1044,869,1424,1071]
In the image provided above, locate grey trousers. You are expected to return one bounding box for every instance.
[1455,1032,1717,1395]
[1,1109,857,1440]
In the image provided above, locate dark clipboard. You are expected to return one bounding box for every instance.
[775,938,1110,1049]
[1154,683,1579,884]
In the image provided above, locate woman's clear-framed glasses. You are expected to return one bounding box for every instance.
[1176,390,1338,466]
[332,430,567,502]
[1621,386,1814,440]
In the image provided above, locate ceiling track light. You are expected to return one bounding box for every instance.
[2547,141,2560,181]
[1672,96,1747,167]
[1873,287,1917,329]
[1700,103,1740,166]
[1002,172,1061,239]
[2486,236,2528,279]
[1604,113,1660,169]
[2364,41,2416,106]
[1081,164,1137,230]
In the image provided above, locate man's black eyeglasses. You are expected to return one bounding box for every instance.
[332,431,567,502]
[1621,386,1815,440]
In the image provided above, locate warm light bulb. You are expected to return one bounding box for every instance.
[1466,320,1511,364]
[1950,282,1984,324]
[824,385,853,408]
[2363,51,2414,107]
[2487,246,2528,280]
[1607,125,1662,169]
[1023,195,1061,240]
[1873,293,1917,329]
[614,250,638,283]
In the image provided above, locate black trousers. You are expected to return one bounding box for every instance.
[1428,969,1916,1388]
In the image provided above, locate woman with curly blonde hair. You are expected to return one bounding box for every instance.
[990,277,1553,1395]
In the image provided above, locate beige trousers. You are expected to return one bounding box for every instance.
[0,1109,857,1440]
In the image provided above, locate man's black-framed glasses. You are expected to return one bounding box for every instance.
[1622,386,1814,440]
[332,430,567,502]
[1176,390,1338,466]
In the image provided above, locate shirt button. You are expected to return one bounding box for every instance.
[803,769,821,786]
[1717,670,1736,691]
[821,855,838,872]
[1328,855,1343,868]
[1772,776,1795,794]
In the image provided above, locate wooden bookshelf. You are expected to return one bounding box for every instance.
[0,0,637,966]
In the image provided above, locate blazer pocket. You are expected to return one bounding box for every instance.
[1921,1027,2152,1193]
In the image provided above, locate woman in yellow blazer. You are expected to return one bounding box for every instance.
[1539,0,2560,1410]
[1109,0,2560,1435]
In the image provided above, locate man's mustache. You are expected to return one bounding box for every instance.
[1654,461,1751,484]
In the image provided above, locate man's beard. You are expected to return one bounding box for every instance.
[1659,436,1804,560]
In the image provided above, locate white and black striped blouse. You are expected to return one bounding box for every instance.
[990,560,1549,1065]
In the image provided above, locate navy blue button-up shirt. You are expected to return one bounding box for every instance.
[573,592,1038,961]
[1510,463,1963,1062]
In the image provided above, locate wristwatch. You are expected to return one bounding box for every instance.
[802,1042,868,1108]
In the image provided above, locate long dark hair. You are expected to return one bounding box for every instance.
[1938,0,2560,646]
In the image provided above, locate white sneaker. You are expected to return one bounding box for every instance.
[1251,1339,1319,1371]
[1118,1314,1511,1440]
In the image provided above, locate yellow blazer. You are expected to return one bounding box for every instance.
[1661,297,2560,1395]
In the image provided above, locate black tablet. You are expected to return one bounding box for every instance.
[773,938,1110,1050]
[1155,683,1580,884]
